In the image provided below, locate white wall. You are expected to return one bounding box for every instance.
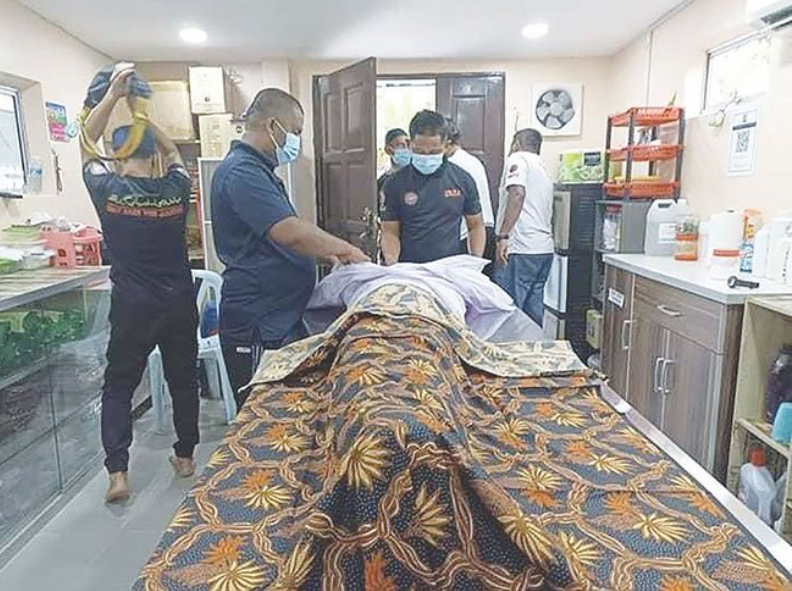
[0,0,109,226]
[289,57,613,222]
[609,0,792,218]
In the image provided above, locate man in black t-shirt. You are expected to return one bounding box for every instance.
[381,110,485,265]
[81,69,199,503]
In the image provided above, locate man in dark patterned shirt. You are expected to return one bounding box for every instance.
[81,68,199,503]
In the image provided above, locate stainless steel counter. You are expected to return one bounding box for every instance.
[601,384,792,568]
[0,267,110,313]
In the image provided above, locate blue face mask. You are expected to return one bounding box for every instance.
[391,148,412,168]
[412,153,444,176]
[271,120,301,166]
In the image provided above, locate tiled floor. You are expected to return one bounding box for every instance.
[0,399,229,591]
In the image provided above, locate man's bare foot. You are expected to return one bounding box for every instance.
[169,456,196,478]
[105,472,130,504]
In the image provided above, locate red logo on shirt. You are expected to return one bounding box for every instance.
[404,192,419,206]
[444,188,462,198]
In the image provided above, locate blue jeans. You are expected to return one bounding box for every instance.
[494,253,554,326]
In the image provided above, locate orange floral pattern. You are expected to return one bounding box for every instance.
[135,286,790,590]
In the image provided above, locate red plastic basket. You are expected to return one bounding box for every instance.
[604,181,680,199]
[43,228,102,268]
[610,107,683,128]
[608,144,682,162]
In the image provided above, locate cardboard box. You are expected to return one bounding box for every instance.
[189,67,226,114]
[103,80,195,143]
[149,81,195,141]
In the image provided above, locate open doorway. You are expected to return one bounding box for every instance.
[376,78,435,178]
[314,61,505,260]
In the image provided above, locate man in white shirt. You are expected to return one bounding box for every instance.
[493,128,554,326]
[445,119,495,260]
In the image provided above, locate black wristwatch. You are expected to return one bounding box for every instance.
[496,234,510,242]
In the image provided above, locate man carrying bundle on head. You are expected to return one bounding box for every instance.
[80,64,200,503]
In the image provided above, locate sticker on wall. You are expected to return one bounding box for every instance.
[531,83,583,137]
[727,105,758,177]
[45,102,68,142]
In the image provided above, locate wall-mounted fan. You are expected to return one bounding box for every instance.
[531,83,583,137]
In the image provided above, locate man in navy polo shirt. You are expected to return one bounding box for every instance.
[212,89,367,406]
[380,110,485,265]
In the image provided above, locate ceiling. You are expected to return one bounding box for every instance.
[18,0,688,62]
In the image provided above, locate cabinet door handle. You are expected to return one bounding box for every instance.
[661,359,676,396]
[653,357,665,395]
[620,319,633,350]
[656,304,683,318]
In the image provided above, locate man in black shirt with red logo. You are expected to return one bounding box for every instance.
[81,68,199,503]
[380,110,485,265]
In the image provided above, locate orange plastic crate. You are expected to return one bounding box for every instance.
[608,144,682,162]
[610,107,683,128]
[604,181,680,199]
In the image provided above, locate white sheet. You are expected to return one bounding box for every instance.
[305,255,544,342]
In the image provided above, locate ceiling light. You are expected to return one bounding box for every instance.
[521,22,549,40]
[180,27,208,44]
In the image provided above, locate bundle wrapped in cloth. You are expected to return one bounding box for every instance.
[136,284,790,590]
[79,63,152,160]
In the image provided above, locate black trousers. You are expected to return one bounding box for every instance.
[102,294,199,473]
[221,341,279,410]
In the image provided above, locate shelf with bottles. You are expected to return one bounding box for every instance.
[728,295,792,541]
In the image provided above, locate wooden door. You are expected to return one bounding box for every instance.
[313,58,378,258]
[436,74,505,213]
[601,266,635,398]
[661,332,717,469]
[627,300,667,426]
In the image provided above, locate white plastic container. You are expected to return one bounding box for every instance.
[768,229,792,283]
[753,225,771,278]
[644,199,688,256]
[710,249,740,280]
[738,449,777,525]
[709,210,743,253]
[767,218,792,281]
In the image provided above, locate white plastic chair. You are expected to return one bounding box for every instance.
[149,269,237,434]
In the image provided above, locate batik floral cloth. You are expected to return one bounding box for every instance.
[135,285,790,590]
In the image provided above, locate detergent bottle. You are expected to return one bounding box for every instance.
[738,448,776,525]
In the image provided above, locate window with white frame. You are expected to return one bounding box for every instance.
[0,86,26,194]
[704,33,777,110]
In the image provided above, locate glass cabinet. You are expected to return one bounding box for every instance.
[0,268,113,550]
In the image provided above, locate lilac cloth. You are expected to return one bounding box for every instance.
[304,255,544,343]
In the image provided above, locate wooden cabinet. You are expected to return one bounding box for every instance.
[661,331,719,466]
[627,299,666,424]
[601,265,634,398]
[603,265,743,480]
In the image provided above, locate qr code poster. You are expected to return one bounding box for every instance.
[728,107,758,176]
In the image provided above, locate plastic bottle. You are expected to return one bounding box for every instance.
[24,158,43,195]
[739,209,763,273]
[753,225,771,278]
[765,344,792,423]
[738,448,777,525]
